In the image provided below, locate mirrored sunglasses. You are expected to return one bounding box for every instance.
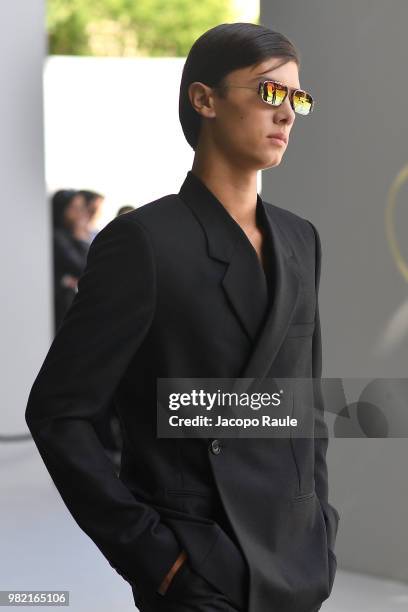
[258,80,314,116]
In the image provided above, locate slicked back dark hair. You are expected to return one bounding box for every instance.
[179,22,300,151]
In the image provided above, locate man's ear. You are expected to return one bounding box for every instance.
[188,82,216,119]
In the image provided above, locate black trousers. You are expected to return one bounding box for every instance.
[132,568,324,612]
[132,562,242,611]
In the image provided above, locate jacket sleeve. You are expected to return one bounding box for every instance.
[25,214,182,592]
[308,220,340,554]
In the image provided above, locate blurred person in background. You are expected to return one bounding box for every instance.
[52,189,90,333]
[78,189,105,241]
[117,205,135,216]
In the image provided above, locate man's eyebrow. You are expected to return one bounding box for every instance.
[249,73,302,90]
[254,68,278,77]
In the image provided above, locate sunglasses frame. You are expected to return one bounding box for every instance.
[215,79,315,116]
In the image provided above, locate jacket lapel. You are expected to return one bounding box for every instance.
[239,206,301,380]
[178,171,300,381]
[179,171,268,342]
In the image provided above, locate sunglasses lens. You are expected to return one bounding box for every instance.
[262,81,287,106]
[292,90,314,115]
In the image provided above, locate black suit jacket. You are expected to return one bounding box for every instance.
[25,170,340,612]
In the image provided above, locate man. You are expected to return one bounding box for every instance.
[25,23,339,612]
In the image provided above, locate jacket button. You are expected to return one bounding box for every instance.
[210,439,222,454]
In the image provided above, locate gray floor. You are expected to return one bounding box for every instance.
[1,442,408,611]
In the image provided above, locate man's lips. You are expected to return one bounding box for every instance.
[267,133,288,144]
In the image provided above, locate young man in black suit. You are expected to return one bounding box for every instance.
[25,22,339,612]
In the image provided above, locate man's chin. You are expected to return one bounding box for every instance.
[261,155,282,170]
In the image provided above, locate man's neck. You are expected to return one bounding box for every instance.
[191,157,259,231]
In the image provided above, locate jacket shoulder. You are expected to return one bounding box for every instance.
[124,194,186,227]
[263,200,316,243]
[93,194,185,240]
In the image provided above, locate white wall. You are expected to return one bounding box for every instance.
[43,56,195,227]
